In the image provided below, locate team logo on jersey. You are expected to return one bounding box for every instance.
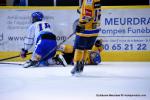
[85,9,92,16]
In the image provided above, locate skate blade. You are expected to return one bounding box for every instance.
[23,65,32,68]
[71,72,82,77]
[23,63,33,68]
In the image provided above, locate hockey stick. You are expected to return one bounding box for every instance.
[0,32,75,66]
[24,32,75,68]
[0,62,23,65]
[0,52,32,62]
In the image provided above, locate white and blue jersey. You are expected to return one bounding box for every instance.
[24,21,57,61]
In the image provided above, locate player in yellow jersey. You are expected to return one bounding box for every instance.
[52,39,103,66]
[71,0,101,75]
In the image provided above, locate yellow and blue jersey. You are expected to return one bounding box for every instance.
[77,0,101,37]
[56,44,103,65]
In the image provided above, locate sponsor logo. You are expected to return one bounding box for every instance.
[85,9,92,16]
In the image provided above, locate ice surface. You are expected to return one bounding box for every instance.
[0,62,150,100]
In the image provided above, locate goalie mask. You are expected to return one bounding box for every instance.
[31,12,44,23]
[90,51,101,65]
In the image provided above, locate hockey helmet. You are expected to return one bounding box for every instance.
[31,12,44,23]
[90,51,101,65]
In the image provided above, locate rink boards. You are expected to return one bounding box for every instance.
[0,6,150,61]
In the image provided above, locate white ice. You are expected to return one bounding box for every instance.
[0,62,150,100]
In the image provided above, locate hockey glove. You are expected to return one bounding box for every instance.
[76,24,85,33]
[95,39,103,47]
[20,48,28,58]
[77,8,81,14]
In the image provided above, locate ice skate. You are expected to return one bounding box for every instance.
[23,59,38,68]
[71,61,84,76]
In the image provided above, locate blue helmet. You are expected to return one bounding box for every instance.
[90,51,101,65]
[31,12,44,23]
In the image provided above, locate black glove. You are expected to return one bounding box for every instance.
[76,24,85,33]
[20,48,28,58]
[77,8,81,14]
[95,39,103,47]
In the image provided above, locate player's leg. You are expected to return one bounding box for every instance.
[83,37,98,65]
[71,49,84,74]
[23,40,42,68]
[23,52,40,68]
[58,44,74,53]
[52,53,68,67]
[71,36,97,74]
[38,39,57,66]
[82,37,97,70]
[53,44,74,66]
[24,39,57,68]
[71,36,86,74]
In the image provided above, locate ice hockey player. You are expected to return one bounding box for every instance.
[71,0,101,75]
[20,12,57,68]
[54,39,103,66]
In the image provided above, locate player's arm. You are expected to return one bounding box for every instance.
[92,39,103,52]
[20,26,35,58]
[24,26,35,50]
